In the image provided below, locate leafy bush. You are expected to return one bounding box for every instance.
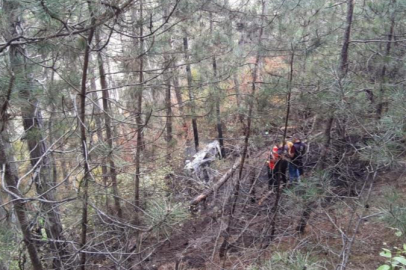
[378,243,406,270]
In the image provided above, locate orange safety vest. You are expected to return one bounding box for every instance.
[269,146,279,170]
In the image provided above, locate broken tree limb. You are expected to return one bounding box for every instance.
[258,189,274,206]
[190,158,242,206]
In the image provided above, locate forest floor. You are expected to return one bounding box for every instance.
[138,154,406,270]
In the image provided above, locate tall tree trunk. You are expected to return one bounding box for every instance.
[4,1,65,268]
[183,36,199,152]
[162,7,173,163]
[233,74,245,131]
[321,0,354,167]
[90,73,110,209]
[269,49,295,241]
[310,0,355,244]
[19,84,64,268]
[172,66,184,120]
[226,3,245,133]
[78,21,95,270]
[46,69,59,194]
[214,67,225,158]
[0,71,43,270]
[210,14,225,158]
[134,0,144,213]
[0,132,44,270]
[164,58,173,162]
[61,155,70,188]
[236,0,264,202]
[339,0,354,78]
[169,33,186,141]
[95,30,123,218]
[376,0,396,119]
[0,190,8,222]
[320,116,335,169]
[219,0,266,261]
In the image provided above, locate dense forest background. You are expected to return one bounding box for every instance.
[1,0,406,269]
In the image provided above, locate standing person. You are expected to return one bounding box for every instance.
[281,140,297,184]
[268,144,288,189]
[289,138,307,183]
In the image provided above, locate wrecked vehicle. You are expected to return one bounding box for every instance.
[184,140,222,182]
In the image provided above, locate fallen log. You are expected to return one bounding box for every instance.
[190,158,242,206]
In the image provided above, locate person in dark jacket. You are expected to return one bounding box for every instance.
[289,138,306,182]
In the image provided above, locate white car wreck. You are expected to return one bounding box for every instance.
[184,140,222,182]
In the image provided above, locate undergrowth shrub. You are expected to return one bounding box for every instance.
[378,187,406,236]
[144,198,189,238]
[376,187,406,270]
[0,224,19,270]
[248,251,327,270]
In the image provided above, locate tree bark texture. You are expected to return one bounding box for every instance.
[162,8,173,162]
[339,0,354,78]
[219,0,266,261]
[213,57,225,157]
[90,75,110,209]
[164,57,173,161]
[78,23,95,270]
[210,14,225,158]
[134,0,145,213]
[183,36,199,151]
[95,30,123,219]
[376,0,396,119]
[269,49,295,241]
[233,73,246,131]
[320,0,354,168]
[4,1,65,268]
[0,124,43,270]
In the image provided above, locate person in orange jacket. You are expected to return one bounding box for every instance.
[267,144,288,189]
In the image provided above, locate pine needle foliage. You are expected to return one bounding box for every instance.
[144,198,189,237]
